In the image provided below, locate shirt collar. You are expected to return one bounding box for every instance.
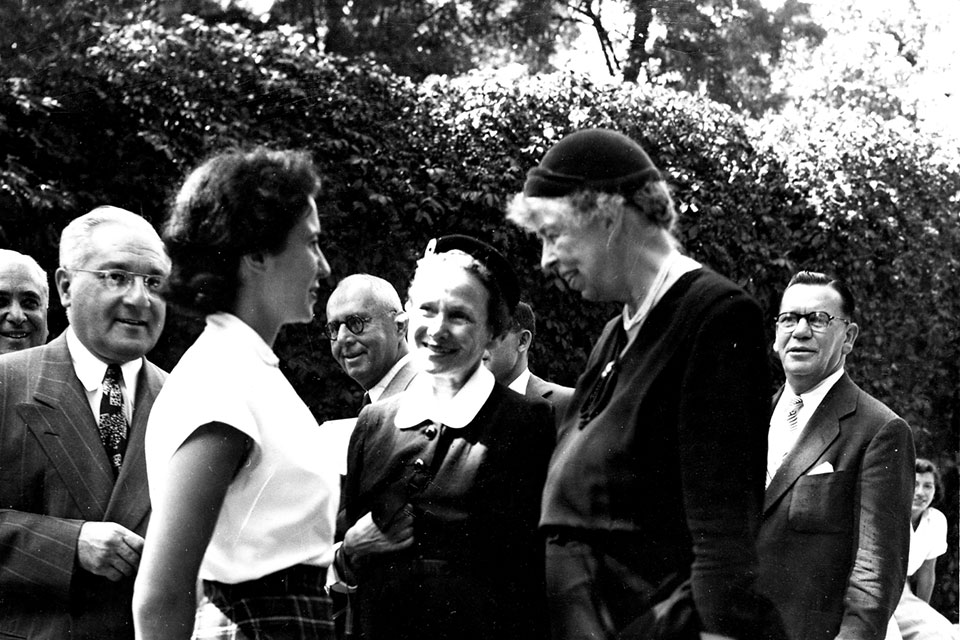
[206,312,279,367]
[394,364,495,430]
[508,368,531,394]
[368,352,414,403]
[784,367,845,416]
[66,325,143,393]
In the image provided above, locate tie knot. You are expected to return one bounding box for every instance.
[789,395,803,412]
[103,364,123,386]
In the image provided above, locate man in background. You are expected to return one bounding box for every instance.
[325,273,416,640]
[758,270,915,640]
[0,248,50,354]
[483,300,573,423]
[326,273,416,404]
[0,206,170,639]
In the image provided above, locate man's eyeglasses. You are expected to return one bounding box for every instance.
[68,268,166,297]
[775,311,850,332]
[325,314,371,341]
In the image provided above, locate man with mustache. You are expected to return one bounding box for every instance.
[758,270,915,640]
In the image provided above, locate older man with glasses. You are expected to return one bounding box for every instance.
[757,270,915,640]
[323,273,417,640]
[0,206,170,639]
[325,274,416,406]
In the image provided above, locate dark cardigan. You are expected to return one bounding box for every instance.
[542,268,774,637]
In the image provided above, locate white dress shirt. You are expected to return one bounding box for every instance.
[66,326,141,425]
[508,368,531,395]
[767,367,846,483]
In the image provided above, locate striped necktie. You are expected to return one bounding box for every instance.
[786,394,803,432]
[99,364,129,475]
[766,394,804,486]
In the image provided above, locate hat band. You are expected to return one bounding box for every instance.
[523,166,661,198]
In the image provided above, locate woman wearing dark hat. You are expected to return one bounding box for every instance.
[334,235,555,640]
[507,129,783,640]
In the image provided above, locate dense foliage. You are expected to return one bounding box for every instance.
[1,16,957,618]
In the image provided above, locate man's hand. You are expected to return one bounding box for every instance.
[343,509,415,563]
[77,521,144,581]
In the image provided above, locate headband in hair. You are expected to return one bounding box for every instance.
[424,234,520,313]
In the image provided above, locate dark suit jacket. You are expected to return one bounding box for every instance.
[0,332,166,640]
[757,373,915,640]
[343,384,554,640]
[525,373,573,427]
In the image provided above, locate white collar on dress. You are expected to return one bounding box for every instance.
[206,312,279,367]
[394,364,495,430]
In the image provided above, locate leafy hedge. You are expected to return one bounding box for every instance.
[2,16,957,618]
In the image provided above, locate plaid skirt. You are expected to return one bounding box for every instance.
[192,564,335,640]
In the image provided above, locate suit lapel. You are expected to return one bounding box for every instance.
[525,374,553,401]
[19,334,115,518]
[105,360,163,530]
[763,374,857,513]
[381,361,418,399]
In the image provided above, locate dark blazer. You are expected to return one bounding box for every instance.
[525,373,573,427]
[343,383,554,640]
[0,332,166,640]
[757,373,915,640]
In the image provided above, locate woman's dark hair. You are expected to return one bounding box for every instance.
[916,457,942,501]
[161,148,320,315]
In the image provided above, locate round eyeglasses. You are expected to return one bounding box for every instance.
[775,311,850,332]
[324,314,370,341]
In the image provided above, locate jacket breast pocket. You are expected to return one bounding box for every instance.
[788,470,853,533]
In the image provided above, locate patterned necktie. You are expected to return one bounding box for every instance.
[766,394,804,486]
[786,395,803,432]
[99,364,129,475]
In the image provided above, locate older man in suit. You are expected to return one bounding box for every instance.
[0,249,50,354]
[483,301,573,422]
[326,274,416,405]
[758,270,915,640]
[0,206,170,640]
[325,273,416,640]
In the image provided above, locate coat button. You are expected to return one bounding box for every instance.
[423,426,438,440]
[413,458,426,469]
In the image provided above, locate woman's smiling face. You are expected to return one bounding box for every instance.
[407,263,494,387]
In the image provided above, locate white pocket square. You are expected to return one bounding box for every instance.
[808,461,834,475]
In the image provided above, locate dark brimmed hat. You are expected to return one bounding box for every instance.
[424,234,520,313]
[523,128,661,198]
